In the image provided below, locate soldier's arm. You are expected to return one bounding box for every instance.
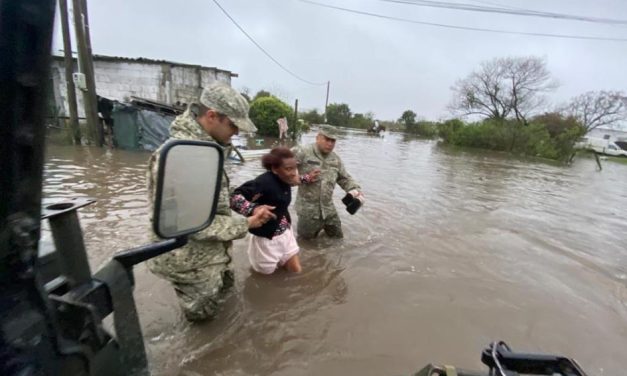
[291,145,319,184]
[148,148,249,242]
[192,182,250,241]
[190,214,249,242]
[291,145,306,173]
[336,158,360,192]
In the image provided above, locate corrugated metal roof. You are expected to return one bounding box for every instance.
[52,53,238,77]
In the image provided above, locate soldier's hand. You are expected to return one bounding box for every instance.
[308,168,321,182]
[349,190,365,204]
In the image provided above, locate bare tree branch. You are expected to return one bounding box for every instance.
[449,56,557,123]
[563,91,627,132]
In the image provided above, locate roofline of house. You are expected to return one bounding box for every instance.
[590,127,627,133]
[52,53,238,77]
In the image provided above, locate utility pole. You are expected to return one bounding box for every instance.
[294,98,299,121]
[324,81,330,123]
[72,0,101,146]
[80,0,103,146]
[58,0,81,144]
[79,0,103,146]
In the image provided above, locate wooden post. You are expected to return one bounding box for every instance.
[293,98,299,141]
[58,0,81,144]
[80,0,103,146]
[294,98,299,122]
[72,0,101,146]
[594,151,603,171]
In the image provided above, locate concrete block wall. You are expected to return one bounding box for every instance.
[50,57,234,118]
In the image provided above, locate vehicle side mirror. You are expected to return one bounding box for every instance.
[153,140,224,238]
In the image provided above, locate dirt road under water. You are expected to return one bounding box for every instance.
[43,129,627,375]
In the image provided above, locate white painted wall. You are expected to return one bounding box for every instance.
[587,128,627,142]
[50,57,234,118]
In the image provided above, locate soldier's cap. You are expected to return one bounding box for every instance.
[199,84,257,133]
[317,124,339,140]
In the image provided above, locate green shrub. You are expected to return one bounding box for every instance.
[440,118,581,161]
[287,115,307,141]
[383,120,403,131]
[252,90,272,101]
[531,112,583,138]
[299,109,325,126]
[405,120,438,137]
[446,120,509,150]
[512,122,557,159]
[438,119,464,142]
[348,113,373,129]
[326,103,351,127]
[528,115,585,160]
[249,96,293,137]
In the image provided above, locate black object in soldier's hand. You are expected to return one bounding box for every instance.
[342,194,361,215]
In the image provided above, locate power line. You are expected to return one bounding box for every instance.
[297,0,627,42]
[211,0,326,86]
[466,0,526,12]
[376,0,627,26]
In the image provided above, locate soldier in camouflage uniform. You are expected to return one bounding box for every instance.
[292,125,364,239]
[147,84,275,322]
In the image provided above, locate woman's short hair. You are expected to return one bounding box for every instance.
[261,147,295,170]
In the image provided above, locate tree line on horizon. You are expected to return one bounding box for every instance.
[243,56,626,160]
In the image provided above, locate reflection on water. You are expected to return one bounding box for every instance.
[43,131,627,375]
[43,146,151,269]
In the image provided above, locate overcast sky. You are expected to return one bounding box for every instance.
[52,0,627,121]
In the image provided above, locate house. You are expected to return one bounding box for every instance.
[586,127,627,142]
[49,54,238,119]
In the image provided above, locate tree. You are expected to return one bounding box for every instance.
[300,109,325,125]
[249,96,292,137]
[399,110,417,127]
[348,113,373,129]
[449,56,557,124]
[240,87,251,103]
[253,90,272,102]
[325,103,351,127]
[531,112,582,138]
[563,91,627,132]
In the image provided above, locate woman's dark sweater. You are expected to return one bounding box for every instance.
[230,171,292,239]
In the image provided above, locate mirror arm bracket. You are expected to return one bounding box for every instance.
[113,237,188,268]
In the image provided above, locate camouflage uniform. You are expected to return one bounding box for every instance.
[147,108,248,321]
[292,143,360,238]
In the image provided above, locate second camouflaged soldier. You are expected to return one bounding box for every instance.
[147,84,275,322]
[293,125,364,239]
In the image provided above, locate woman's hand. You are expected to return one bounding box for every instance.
[247,205,276,229]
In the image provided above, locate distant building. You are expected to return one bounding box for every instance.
[49,54,238,118]
[587,127,627,142]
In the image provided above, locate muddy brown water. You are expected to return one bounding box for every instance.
[43,129,627,375]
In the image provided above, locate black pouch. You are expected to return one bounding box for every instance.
[342,194,361,215]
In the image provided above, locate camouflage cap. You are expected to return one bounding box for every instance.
[317,124,339,139]
[199,83,257,133]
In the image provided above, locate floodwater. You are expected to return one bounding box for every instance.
[43,129,627,375]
